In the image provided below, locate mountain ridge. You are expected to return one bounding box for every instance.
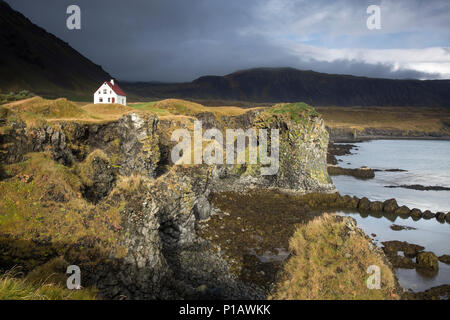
[122,67,450,107]
[0,0,111,99]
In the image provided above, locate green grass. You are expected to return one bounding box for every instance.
[0,269,97,300]
[129,101,171,115]
[0,91,34,105]
[0,152,124,272]
[270,214,399,300]
[265,102,320,124]
[316,106,450,134]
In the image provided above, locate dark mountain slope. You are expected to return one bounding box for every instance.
[0,0,111,99]
[123,67,450,107]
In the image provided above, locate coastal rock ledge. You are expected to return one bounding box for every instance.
[0,102,336,299]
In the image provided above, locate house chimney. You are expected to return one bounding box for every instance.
[110,79,114,85]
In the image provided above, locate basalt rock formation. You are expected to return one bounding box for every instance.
[0,101,334,299]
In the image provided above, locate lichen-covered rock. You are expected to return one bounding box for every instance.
[410,208,422,219]
[369,201,383,212]
[358,197,371,211]
[422,210,435,219]
[222,103,335,193]
[436,212,446,222]
[117,112,160,177]
[438,255,450,264]
[194,196,211,221]
[383,199,399,213]
[417,252,439,270]
[342,195,359,209]
[395,206,410,216]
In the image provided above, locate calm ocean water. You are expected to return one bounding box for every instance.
[332,140,450,212]
[331,140,450,292]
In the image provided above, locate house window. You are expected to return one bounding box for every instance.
[103,89,107,94]
[108,98,110,102]
[99,98,103,102]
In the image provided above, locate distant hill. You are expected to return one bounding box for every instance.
[0,0,111,100]
[122,67,450,107]
[1,0,449,107]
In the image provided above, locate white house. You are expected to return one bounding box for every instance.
[94,79,127,106]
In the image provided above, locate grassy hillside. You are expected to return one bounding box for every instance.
[0,1,111,100]
[317,106,450,135]
[2,96,133,125]
[0,269,97,300]
[270,214,400,300]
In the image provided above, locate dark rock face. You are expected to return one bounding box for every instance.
[88,166,264,300]
[82,157,115,203]
[0,119,74,165]
[194,196,212,221]
[416,252,439,270]
[117,113,160,178]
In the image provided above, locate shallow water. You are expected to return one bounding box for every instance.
[332,140,450,212]
[336,211,450,292]
[331,140,450,292]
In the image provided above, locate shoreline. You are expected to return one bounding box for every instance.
[331,135,450,143]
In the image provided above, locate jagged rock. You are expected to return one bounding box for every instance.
[417,252,439,270]
[369,201,383,212]
[81,156,115,203]
[358,197,371,211]
[383,199,399,213]
[422,210,435,219]
[117,112,160,177]
[394,206,410,216]
[194,196,211,221]
[446,213,450,223]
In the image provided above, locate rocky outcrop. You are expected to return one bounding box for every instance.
[416,252,439,270]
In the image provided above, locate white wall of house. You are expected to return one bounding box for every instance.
[93,83,127,106]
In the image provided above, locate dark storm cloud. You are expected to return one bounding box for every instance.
[5,0,450,81]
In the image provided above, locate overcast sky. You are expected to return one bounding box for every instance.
[6,0,450,82]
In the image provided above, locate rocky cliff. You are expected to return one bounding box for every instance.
[0,101,334,299]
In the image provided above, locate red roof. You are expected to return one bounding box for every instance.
[106,81,126,96]
[95,81,126,96]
